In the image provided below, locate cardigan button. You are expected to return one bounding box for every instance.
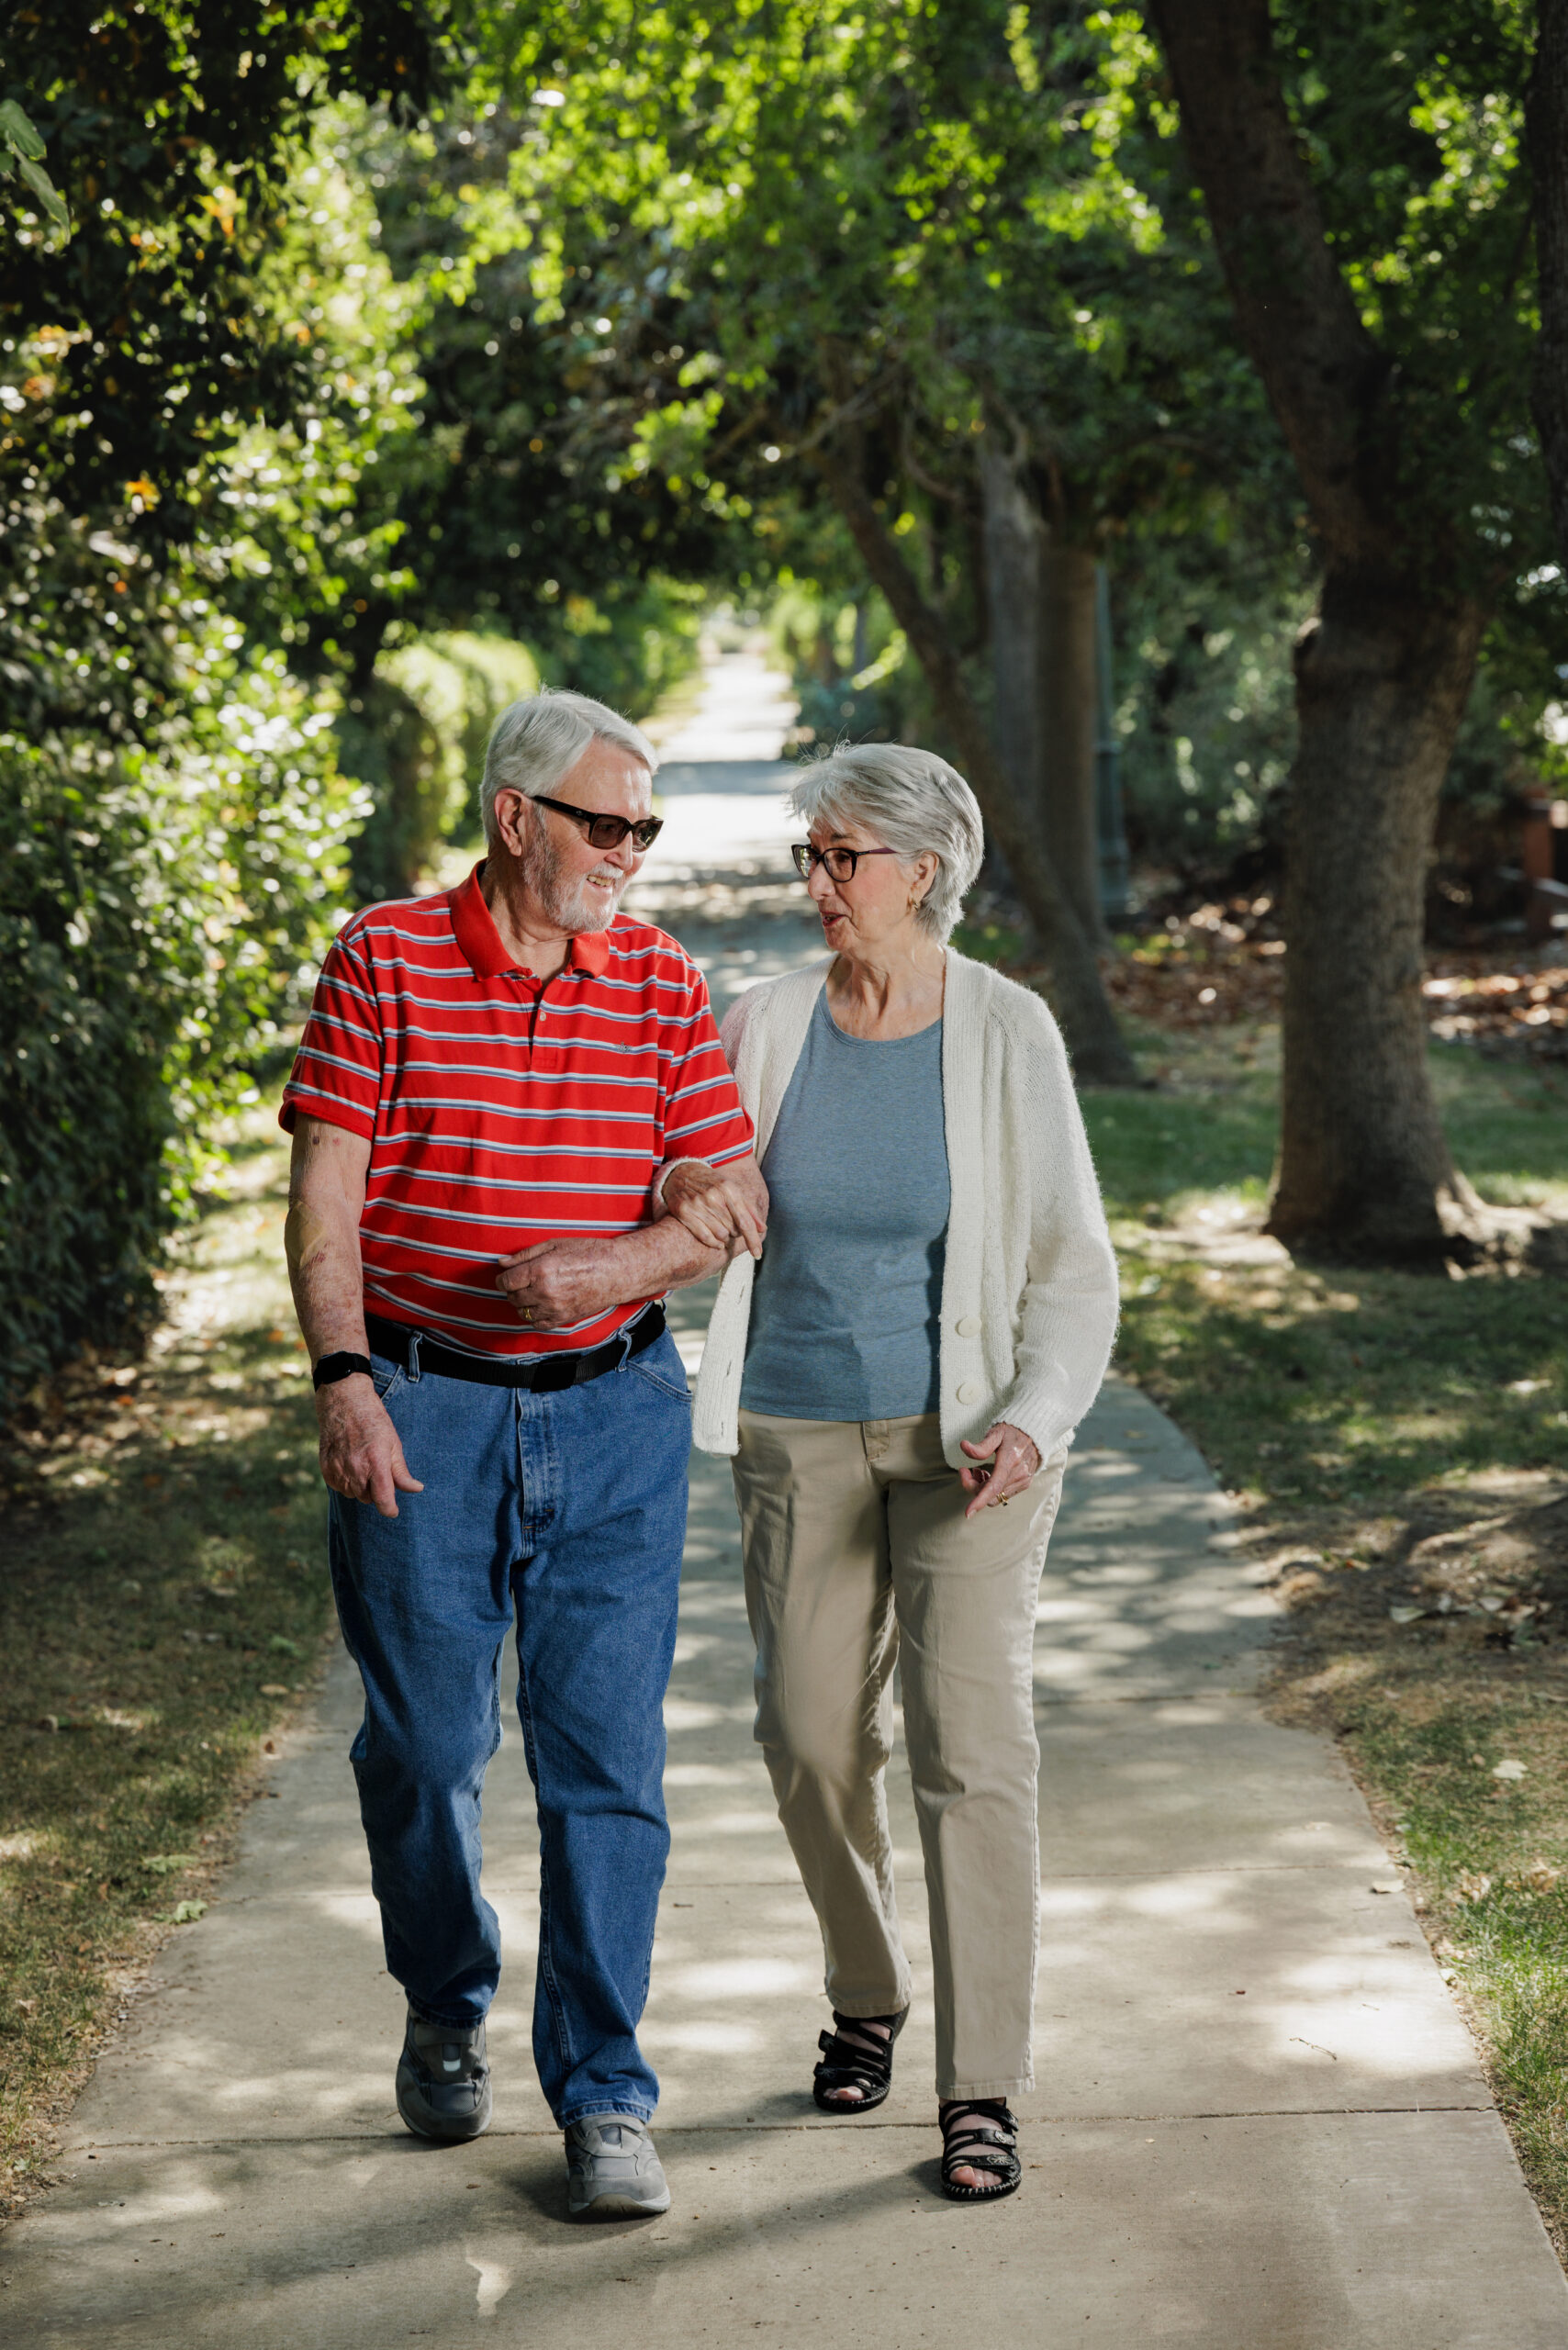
[956,1315,981,1337]
[957,1381,980,1404]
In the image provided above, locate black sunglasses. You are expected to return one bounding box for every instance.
[533,793,664,853]
[791,841,900,883]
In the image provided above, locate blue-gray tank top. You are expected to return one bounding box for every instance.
[739,990,949,1421]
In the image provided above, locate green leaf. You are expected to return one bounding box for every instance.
[16,154,68,229]
[0,102,47,161]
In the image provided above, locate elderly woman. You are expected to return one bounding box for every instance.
[658,745,1118,2202]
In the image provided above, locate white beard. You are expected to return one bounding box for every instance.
[520,811,626,933]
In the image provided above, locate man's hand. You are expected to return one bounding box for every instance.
[958,1421,1042,1520]
[494,1236,634,1329]
[316,1376,424,1518]
[656,1157,768,1259]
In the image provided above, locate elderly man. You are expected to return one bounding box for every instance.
[282,688,763,2219]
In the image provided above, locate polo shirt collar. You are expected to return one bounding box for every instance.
[451,862,614,979]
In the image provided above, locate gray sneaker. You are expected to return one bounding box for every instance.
[565,2114,671,2218]
[395,2009,493,2142]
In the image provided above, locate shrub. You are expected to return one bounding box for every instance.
[0,638,363,1402]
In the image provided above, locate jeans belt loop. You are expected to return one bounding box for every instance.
[407,1330,422,1384]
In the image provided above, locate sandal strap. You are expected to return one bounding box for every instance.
[940,2098,1015,2135]
[814,2009,906,2089]
[943,2128,1014,2163]
[815,2031,892,2088]
[940,2100,1020,2190]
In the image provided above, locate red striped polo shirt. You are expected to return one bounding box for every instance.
[280,865,753,1357]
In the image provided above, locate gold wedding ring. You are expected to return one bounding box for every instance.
[521,1305,534,1324]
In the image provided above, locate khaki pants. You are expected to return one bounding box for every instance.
[731,1409,1067,2100]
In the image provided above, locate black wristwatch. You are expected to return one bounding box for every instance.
[312,1350,374,1392]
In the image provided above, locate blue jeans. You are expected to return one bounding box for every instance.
[327,1326,690,2126]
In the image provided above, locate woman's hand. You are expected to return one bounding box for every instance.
[655,1157,768,1260]
[958,1422,1042,1520]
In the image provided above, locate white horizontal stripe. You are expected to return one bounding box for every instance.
[360,1220,637,1264]
[366,1189,647,1223]
[283,1080,373,1125]
[369,1123,658,1151]
[294,1046,379,1084]
[347,947,697,997]
[383,1089,658,1118]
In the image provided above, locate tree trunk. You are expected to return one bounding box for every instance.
[979,437,1040,808]
[1269,572,1487,1257]
[1529,0,1568,569]
[1148,0,1493,1258]
[1038,537,1104,946]
[812,439,1140,1087]
[979,447,1105,945]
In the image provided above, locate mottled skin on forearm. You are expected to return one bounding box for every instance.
[286,1119,373,1361]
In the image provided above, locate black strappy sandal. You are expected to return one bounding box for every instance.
[812,2007,909,2113]
[939,2098,1021,2201]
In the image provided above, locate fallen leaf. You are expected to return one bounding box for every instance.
[1493,1758,1529,1781]
[259,1684,290,1697]
[1388,1605,1424,1624]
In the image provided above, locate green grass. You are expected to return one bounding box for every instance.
[1083,1038,1568,1509]
[0,1113,334,2213]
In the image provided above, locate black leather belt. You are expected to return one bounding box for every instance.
[365,1304,666,1393]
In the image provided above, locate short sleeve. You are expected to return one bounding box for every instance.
[279,923,382,1139]
[660,963,755,1167]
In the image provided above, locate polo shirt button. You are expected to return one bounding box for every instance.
[957,1380,980,1404]
[956,1315,981,1337]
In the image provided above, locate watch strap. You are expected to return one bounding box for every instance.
[312,1350,374,1391]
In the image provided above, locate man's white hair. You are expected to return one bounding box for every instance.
[479,688,656,841]
[789,744,985,942]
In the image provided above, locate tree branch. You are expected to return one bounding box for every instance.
[1144,0,1391,564]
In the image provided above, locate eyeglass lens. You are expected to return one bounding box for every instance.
[588,813,662,850]
[791,843,859,881]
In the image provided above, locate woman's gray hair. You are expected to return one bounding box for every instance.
[789,745,985,942]
[479,688,656,840]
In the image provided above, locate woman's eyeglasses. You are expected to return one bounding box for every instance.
[533,794,664,852]
[790,843,899,883]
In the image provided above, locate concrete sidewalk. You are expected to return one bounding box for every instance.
[6,1326,1565,2345]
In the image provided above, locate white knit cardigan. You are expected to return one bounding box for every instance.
[690,951,1120,1467]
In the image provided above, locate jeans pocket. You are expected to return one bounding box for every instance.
[624,1337,690,1404]
[370,1355,405,1402]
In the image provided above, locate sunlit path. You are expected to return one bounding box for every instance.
[5,747,1565,2344]
[630,632,820,1018]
